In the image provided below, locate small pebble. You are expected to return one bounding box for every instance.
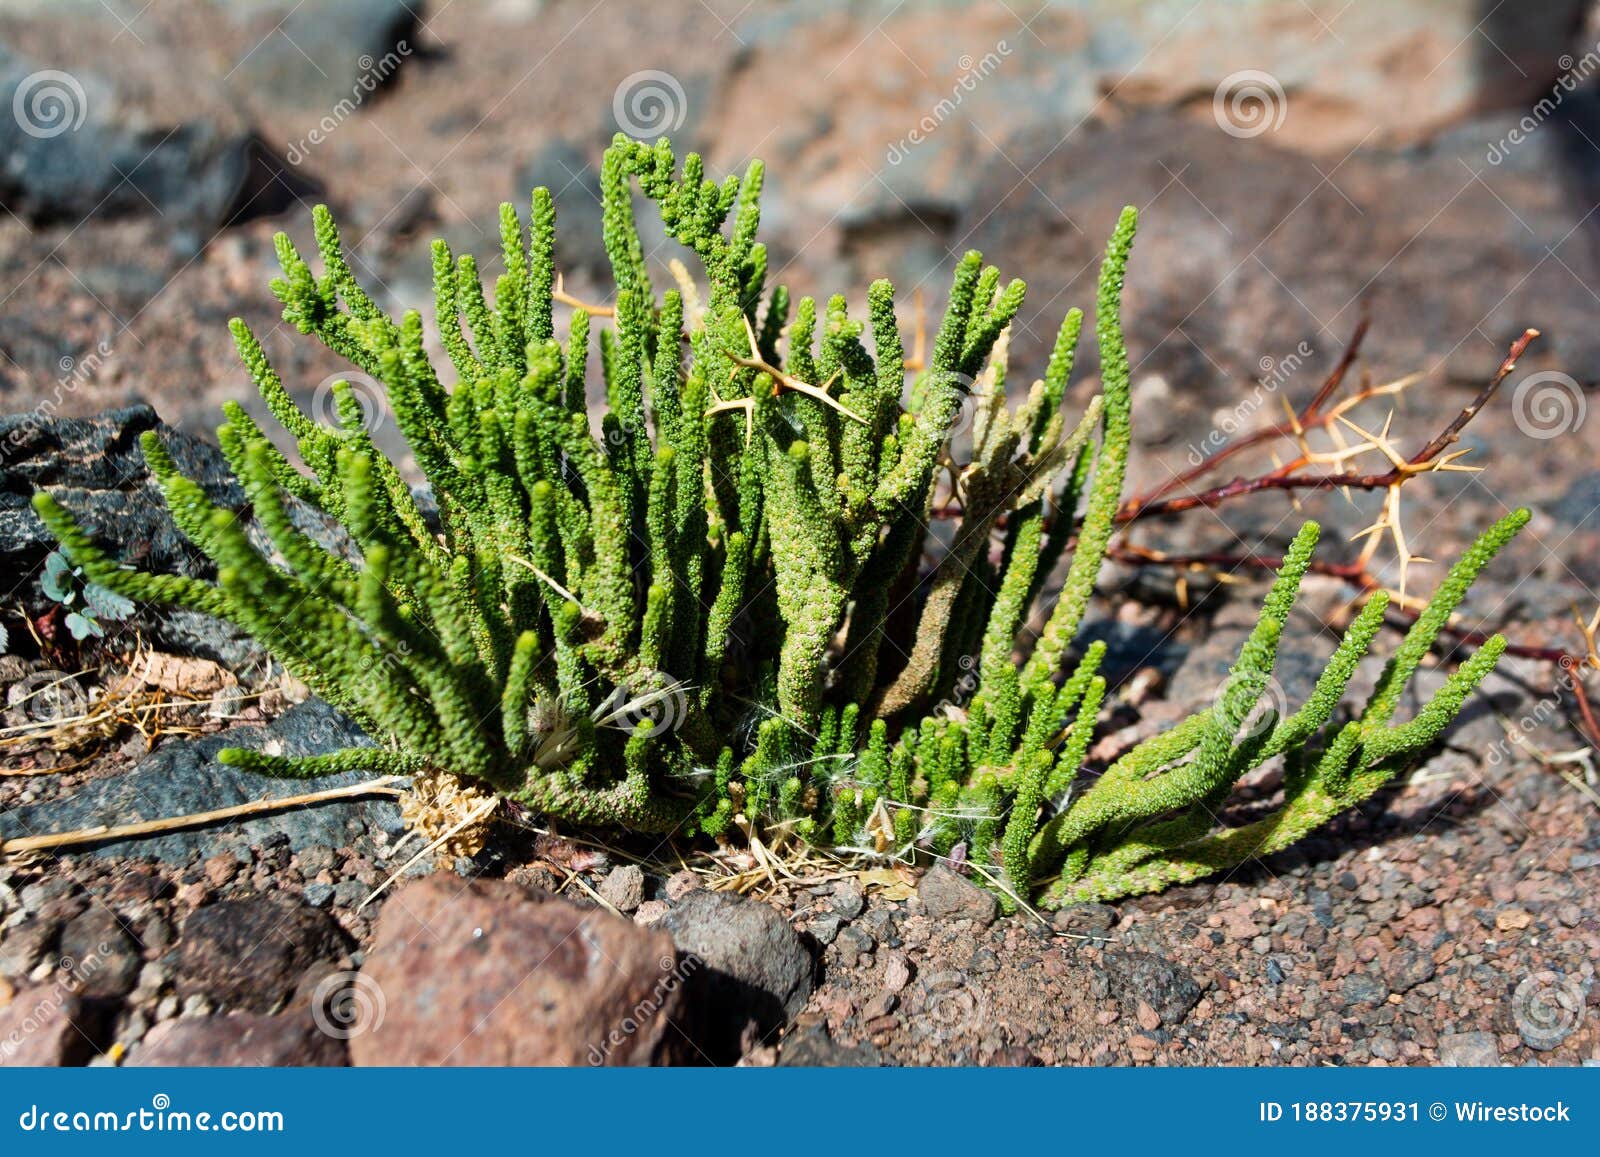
[881,951,912,993]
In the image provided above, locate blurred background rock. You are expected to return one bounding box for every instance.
[1,0,1595,564]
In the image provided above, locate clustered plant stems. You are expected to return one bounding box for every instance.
[32,135,1528,907]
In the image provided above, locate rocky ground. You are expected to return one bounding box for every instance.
[1,0,1598,1066]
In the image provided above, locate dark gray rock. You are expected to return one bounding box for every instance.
[1549,472,1600,529]
[778,1022,883,1067]
[807,912,843,946]
[0,698,398,862]
[228,0,419,112]
[660,890,814,1058]
[513,139,607,275]
[829,879,865,920]
[916,866,998,927]
[0,405,239,602]
[834,925,874,967]
[1341,972,1389,1007]
[1100,950,1202,1027]
[57,906,140,999]
[0,916,59,980]
[0,36,267,225]
[301,883,335,910]
[1052,902,1118,937]
[1,405,353,661]
[174,895,352,1013]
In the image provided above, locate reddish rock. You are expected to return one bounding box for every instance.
[350,877,696,1066]
[132,1012,346,1066]
[915,867,998,927]
[0,983,100,1066]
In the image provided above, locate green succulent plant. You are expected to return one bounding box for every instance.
[32,134,1526,907]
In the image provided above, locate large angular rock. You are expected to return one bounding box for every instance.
[1,405,352,664]
[0,405,240,603]
[352,876,697,1066]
